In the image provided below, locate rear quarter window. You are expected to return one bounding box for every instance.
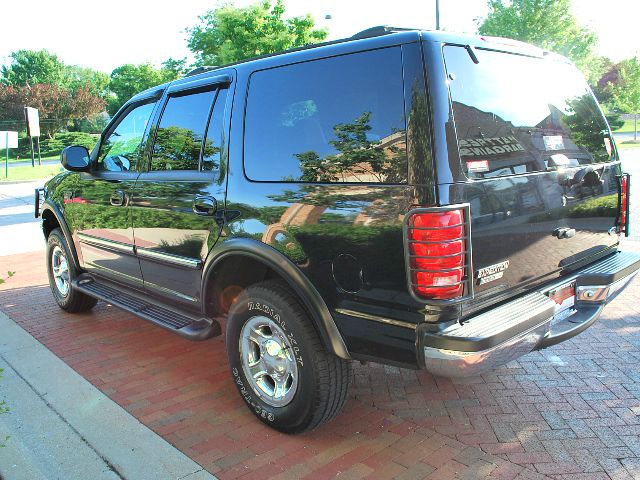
[243,47,407,183]
[444,45,614,180]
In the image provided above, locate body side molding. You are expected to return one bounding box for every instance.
[77,232,135,255]
[202,238,351,360]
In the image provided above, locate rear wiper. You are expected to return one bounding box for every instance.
[465,45,480,64]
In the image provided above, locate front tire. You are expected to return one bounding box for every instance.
[226,280,351,433]
[46,228,97,313]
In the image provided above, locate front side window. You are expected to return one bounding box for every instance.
[151,90,216,171]
[97,101,156,172]
[444,46,613,179]
[244,47,407,183]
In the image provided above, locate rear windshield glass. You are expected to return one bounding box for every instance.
[444,46,614,179]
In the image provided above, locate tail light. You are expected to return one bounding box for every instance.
[619,174,630,236]
[405,205,473,302]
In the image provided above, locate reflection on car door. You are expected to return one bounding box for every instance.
[130,80,230,305]
[70,99,158,286]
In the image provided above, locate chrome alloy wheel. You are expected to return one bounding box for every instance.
[51,245,70,297]
[239,315,299,407]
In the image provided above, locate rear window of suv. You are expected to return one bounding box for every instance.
[244,47,407,183]
[444,45,614,179]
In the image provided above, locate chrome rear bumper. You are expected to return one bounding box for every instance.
[419,250,640,377]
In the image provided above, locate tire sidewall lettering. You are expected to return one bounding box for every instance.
[231,367,276,422]
[246,301,304,367]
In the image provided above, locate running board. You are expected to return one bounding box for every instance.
[73,275,220,340]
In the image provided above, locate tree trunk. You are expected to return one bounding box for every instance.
[635,113,638,142]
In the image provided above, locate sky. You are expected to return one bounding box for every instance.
[0,0,638,73]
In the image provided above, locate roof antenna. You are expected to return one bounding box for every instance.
[465,45,480,64]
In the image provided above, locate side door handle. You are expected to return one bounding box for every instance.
[193,195,217,216]
[110,190,126,206]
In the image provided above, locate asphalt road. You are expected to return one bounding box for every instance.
[2,159,58,169]
[0,181,45,256]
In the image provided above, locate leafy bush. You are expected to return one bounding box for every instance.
[606,113,624,131]
[40,132,100,157]
[0,271,14,285]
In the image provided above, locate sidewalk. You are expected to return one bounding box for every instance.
[0,310,216,480]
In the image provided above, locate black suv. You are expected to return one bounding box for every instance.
[37,27,639,433]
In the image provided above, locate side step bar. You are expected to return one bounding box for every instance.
[73,274,220,340]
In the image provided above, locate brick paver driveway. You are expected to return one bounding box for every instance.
[1,247,639,479]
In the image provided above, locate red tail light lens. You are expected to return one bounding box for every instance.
[413,270,464,298]
[620,174,630,236]
[407,208,469,301]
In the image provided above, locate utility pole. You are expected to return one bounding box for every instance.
[435,0,440,30]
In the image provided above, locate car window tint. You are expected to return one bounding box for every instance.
[202,88,228,172]
[444,46,613,179]
[244,47,407,183]
[151,90,215,171]
[97,101,156,172]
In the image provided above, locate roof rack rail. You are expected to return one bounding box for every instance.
[351,26,418,40]
[185,66,219,77]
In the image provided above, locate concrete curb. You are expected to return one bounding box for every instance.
[0,311,216,480]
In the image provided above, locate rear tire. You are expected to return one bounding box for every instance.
[46,228,97,313]
[226,280,351,433]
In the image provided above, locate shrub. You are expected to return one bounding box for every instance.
[40,132,100,157]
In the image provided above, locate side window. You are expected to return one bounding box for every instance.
[97,101,156,172]
[151,89,215,171]
[244,47,407,183]
[202,89,228,172]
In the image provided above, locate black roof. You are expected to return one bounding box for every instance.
[133,26,558,101]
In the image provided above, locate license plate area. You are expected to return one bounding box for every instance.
[547,281,577,324]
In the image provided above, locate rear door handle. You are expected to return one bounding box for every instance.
[193,195,217,216]
[110,190,126,206]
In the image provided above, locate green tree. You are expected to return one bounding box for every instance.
[152,126,203,170]
[476,0,599,80]
[162,57,189,77]
[605,58,640,140]
[187,0,327,66]
[1,49,67,87]
[108,63,179,115]
[64,66,111,100]
[0,84,105,138]
[296,112,406,183]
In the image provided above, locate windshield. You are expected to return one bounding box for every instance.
[444,45,614,179]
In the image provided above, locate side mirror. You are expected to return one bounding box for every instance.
[61,145,91,172]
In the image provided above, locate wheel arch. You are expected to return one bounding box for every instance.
[41,201,81,270]
[202,238,350,360]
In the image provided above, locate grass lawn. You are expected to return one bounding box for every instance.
[0,154,59,164]
[0,164,63,182]
[613,119,639,133]
[617,141,640,151]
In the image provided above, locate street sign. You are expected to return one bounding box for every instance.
[1,131,18,178]
[0,131,18,149]
[24,107,41,138]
